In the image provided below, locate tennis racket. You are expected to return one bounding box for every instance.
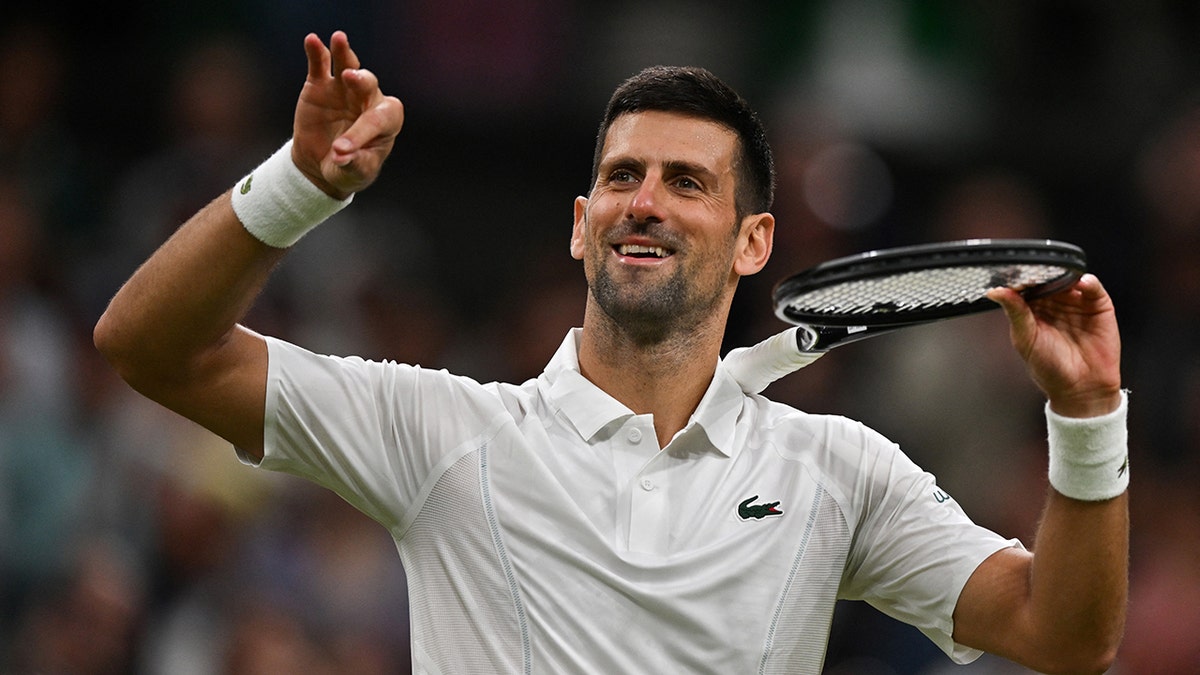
[725,238,1087,393]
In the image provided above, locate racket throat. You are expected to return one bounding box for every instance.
[797,326,823,352]
[798,324,877,353]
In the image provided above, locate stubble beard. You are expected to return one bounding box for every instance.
[590,262,692,345]
[587,245,732,347]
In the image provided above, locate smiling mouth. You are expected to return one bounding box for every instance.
[615,243,672,259]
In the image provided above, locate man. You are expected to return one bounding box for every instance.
[95,32,1128,673]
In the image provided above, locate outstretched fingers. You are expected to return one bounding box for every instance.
[304,31,358,81]
[329,30,361,76]
[304,33,331,81]
[289,31,405,197]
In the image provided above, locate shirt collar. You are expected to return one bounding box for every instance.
[540,329,745,458]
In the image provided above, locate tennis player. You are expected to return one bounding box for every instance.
[95,31,1128,674]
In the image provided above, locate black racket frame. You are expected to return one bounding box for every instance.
[772,239,1088,352]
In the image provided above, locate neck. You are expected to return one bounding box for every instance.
[576,297,729,448]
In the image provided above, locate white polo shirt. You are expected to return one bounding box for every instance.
[251,329,1018,674]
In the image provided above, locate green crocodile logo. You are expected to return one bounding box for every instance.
[738,495,783,520]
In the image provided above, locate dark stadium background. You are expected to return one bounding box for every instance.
[2,2,1197,672]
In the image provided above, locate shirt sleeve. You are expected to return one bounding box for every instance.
[241,336,508,534]
[829,418,1022,664]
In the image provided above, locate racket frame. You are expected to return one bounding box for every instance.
[772,238,1087,353]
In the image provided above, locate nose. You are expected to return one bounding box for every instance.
[628,173,666,223]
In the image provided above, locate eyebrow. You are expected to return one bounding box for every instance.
[663,159,718,180]
[601,156,719,181]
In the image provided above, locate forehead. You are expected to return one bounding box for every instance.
[600,110,739,172]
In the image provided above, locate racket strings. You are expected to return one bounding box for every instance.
[785,263,1070,316]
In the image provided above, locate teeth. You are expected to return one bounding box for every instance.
[617,244,669,257]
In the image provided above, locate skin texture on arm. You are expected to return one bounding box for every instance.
[952,275,1127,674]
[93,197,283,457]
[93,32,403,460]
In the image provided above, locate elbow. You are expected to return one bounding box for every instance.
[93,309,136,378]
[1043,657,1117,675]
[1005,617,1124,675]
[1092,647,1120,675]
[93,310,125,372]
[1080,641,1121,675]
[1028,639,1121,675]
[1049,604,1127,674]
[1065,651,1119,675]
[93,308,154,390]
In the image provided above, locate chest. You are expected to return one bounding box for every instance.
[471,419,851,672]
[489,410,844,571]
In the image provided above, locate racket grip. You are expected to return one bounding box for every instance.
[724,327,824,394]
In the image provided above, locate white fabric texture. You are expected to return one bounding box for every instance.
[230,140,352,248]
[1046,390,1130,501]
[243,329,1019,673]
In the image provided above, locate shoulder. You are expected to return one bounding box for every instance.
[264,335,527,415]
[740,393,915,507]
[743,394,897,463]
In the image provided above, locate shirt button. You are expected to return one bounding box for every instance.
[640,479,654,491]
[627,428,643,443]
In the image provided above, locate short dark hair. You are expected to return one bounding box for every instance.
[589,66,775,217]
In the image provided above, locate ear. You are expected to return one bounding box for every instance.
[733,212,774,276]
[570,196,588,260]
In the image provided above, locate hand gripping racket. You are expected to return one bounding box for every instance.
[725,238,1087,393]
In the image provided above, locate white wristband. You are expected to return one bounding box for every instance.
[724,327,824,394]
[230,140,353,248]
[1046,390,1130,501]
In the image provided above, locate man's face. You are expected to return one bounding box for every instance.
[571,111,755,341]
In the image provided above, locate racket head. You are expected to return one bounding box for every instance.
[773,238,1087,328]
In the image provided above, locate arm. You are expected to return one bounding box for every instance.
[93,32,403,460]
[952,274,1127,674]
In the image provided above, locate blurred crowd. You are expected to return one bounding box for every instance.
[1,2,1198,673]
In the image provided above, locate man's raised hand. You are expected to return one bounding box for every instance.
[988,273,1122,418]
[292,31,404,200]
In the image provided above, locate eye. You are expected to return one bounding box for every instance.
[609,168,637,184]
[673,176,701,190]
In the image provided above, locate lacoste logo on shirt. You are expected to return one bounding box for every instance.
[240,174,254,194]
[738,495,783,520]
